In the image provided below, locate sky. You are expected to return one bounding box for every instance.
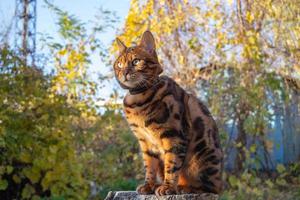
[0,0,130,46]
[0,0,131,102]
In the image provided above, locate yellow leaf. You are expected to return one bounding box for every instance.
[58,49,67,56]
[246,11,254,23]
[236,142,242,148]
[250,144,256,153]
[227,0,234,5]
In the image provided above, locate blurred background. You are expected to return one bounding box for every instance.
[0,0,299,199]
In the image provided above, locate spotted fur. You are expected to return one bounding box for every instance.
[113,31,223,196]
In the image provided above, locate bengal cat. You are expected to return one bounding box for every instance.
[113,31,223,196]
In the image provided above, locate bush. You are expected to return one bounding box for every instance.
[0,59,89,199]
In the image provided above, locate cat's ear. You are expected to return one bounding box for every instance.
[140,31,156,54]
[116,38,127,52]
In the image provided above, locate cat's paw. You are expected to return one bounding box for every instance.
[155,184,177,196]
[136,183,158,194]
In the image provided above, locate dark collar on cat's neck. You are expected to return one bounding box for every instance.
[129,78,160,95]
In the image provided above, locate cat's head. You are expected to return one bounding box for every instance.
[113,31,163,92]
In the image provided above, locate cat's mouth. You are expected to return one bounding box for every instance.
[118,73,142,89]
[118,73,152,91]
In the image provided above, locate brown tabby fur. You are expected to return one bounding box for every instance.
[113,31,223,196]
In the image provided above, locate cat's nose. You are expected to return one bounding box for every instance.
[123,69,131,81]
[125,73,131,81]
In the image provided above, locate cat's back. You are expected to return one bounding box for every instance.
[158,76,222,150]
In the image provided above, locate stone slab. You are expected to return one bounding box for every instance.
[105,191,219,200]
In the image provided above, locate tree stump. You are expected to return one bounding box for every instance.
[105,191,219,200]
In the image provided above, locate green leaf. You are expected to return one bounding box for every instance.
[265,179,274,188]
[250,144,257,153]
[0,179,8,190]
[22,184,35,199]
[276,164,286,174]
[23,167,41,184]
[13,174,21,184]
[276,178,287,186]
[6,166,13,174]
[19,152,32,163]
[228,175,238,187]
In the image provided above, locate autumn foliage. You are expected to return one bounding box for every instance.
[0,0,300,199]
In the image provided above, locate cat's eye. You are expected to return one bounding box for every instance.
[132,59,141,66]
[117,62,123,69]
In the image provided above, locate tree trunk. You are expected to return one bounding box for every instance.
[234,116,247,173]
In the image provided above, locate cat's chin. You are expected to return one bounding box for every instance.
[117,80,137,90]
[119,79,149,92]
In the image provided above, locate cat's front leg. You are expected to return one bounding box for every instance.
[136,144,160,194]
[155,129,187,196]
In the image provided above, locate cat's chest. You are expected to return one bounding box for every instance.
[124,106,164,151]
